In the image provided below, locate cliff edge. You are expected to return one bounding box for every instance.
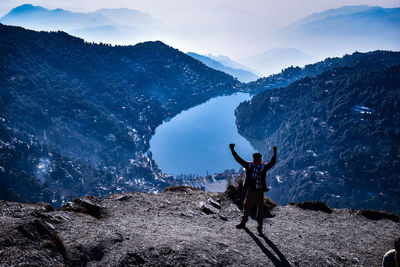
[0,186,398,266]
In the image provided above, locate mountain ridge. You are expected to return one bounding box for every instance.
[247,50,400,93]
[0,24,242,206]
[187,52,259,82]
[283,5,382,30]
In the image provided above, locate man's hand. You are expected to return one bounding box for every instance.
[229,143,235,150]
[273,146,277,153]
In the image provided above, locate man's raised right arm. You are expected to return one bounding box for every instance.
[264,146,277,171]
[229,143,248,168]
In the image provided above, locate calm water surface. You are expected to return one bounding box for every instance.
[149,93,257,176]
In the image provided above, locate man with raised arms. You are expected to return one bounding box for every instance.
[229,143,277,234]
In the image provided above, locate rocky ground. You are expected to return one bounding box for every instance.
[0,186,399,266]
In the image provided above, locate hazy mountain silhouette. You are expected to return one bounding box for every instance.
[0,4,109,31]
[240,5,400,76]
[0,4,162,44]
[70,25,145,44]
[93,8,161,29]
[242,48,315,76]
[3,4,398,62]
[288,5,377,27]
[206,54,259,74]
[277,5,400,59]
[187,52,259,82]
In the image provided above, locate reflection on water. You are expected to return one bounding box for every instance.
[149,93,257,176]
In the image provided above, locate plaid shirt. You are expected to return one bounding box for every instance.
[249,163,264,190]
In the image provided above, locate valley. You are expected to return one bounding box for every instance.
[0,24,399,217]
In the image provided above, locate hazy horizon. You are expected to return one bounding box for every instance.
[1,0,400,75]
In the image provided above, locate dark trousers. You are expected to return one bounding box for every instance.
[241,190,264,226]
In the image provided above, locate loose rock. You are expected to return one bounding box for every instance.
[207,197,221,209]
[199,201,219,215]
[61,197,105,218]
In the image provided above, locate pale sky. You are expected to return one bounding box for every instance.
[1,0,400,61]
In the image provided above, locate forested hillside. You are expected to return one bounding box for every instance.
[236,53,400,214]
[247,51,400,93]
[0,24,241,206]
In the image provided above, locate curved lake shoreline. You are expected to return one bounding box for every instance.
[149,93,257,176]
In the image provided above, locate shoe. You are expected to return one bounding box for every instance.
[236,223,246,229]
[257,225,263,234]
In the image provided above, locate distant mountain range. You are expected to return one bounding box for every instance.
[0,4,163,44]
[235,51,400,215]
[242,5,400,76]
[2,4,399,76]
[93,8,159,28]
[206,54,257,72]
[277,5,400,59]
[1,4,109,31]
[2,4,261,81]
[242,48,315,76]
[187,52,259,83]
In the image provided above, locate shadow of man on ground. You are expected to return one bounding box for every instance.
[244,227,291,267]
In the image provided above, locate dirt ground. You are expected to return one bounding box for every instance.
[0,186,398,266]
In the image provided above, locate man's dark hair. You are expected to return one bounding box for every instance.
[253,152,262,159]
[395,238,400,251]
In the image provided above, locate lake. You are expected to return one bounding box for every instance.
[149,93,257,176]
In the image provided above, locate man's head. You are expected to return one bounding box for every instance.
[395,238,400,252]
[253,152,262,165]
